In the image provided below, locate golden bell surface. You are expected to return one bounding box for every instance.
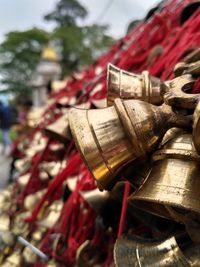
[107,63,166,106]
[69,98,190,190]
[44,111,71,143]
[114,234,200,267]
[129,133,200,222]
[193,101,200,154]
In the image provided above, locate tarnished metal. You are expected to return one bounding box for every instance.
[69,98,190,190]
[114,234,200,267]
[107,63,166,106]
[129,133,200,222]
[174,61,200,77]
[193,101,200,154]
[164,75,196,109]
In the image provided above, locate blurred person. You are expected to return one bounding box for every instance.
[0,101,13,154]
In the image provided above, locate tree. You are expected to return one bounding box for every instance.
[44,0,88,26]
[45,0,115,74]
[0,28,49,95]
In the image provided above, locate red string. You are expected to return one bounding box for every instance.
[117,181,131,237]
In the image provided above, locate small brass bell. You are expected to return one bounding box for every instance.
[27,107,45,128]
[1,251,22,267]
[114,234,200,267]
[24,189,46,211]
[107,63,166,106]
[129,133,200,222]
[17,173,30,188]
[69,98,190,190]
[44,111,71,143]
[14,157,31,173]
[22,246,37,264]
[80,189,110,214]
[37,200,63,228]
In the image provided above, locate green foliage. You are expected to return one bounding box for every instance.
[0,0,115,96]
[0,28,49,95]
[45,0,115,75]
[44,0,88,26]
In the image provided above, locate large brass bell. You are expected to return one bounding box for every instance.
[69,98,190,190]
[129,133,200,222]
[107,63,166,106]
[114,234,200,267]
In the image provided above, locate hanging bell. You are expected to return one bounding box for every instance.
[129,133,200,222]
[69,98,190,190]
[24,189,46,211]
[107,63,166,106]
[1,250,22,267]
[27,107,45,128]
[43,111,71,143]
[37,200,63,229]
[114,234,200,267]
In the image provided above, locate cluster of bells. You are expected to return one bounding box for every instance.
[2,48,200,266]
[68,48,200,266]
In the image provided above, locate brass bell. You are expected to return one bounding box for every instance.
[12,211,30,237]
[0,214,10,231]
[80,189,110,214]
[27,107,45,128]
[107,63,166,106]
[37,200,63,228]
[24,189,46,211]
[44,111,71,143]
[69,98,190,190]
[129,133,200,222]
[114,234,200,267]
[17,173,30,188]
[1,251,22,267]
[22,246,37,264]
[14,157,31,173]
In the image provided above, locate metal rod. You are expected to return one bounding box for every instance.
[17,236,48,262]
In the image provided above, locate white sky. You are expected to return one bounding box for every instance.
[0,0,159,42]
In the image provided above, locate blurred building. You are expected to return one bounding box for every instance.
[31,47,61,107]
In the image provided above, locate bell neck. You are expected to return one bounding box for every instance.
[158,104,191,130]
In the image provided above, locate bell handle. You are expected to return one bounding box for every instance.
[164,75,197,109]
